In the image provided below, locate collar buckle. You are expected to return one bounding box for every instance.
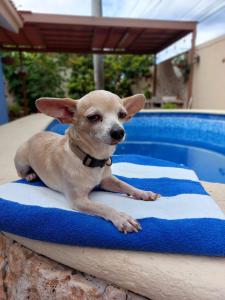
[83,154,110,168]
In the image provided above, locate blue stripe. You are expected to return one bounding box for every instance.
[0,197,224,256]
[115,176,208,196]
[45,119,61,131]
[15,176,207,197]
[46,122,68,135]
[15,179,46,187]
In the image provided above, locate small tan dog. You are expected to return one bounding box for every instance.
[14,90,159,233]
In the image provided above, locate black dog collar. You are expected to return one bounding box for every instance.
[82,152,112,168]
[68,129,112,168]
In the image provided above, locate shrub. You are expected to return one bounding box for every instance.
[68,54,153,98]
[3,52,66,113]
[162,102,178,109]
[3,52,153,117]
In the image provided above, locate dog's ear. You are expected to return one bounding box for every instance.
[36,97,77,124]
[123,94,145,120]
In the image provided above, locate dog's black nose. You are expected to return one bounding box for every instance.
[110,127,125,141]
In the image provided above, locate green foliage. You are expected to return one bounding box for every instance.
[68,54,153,98]
[143,88,152,99]
[162,102,178,109]
[105,54,153,97]
[3,52,65,113]
[67,55,95,99]
[3,52,153,118]
[8,102,24,120]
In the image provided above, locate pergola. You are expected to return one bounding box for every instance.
[0,11,196,54]
[0,6,197,123]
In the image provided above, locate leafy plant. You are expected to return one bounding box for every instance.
[68,54,153,98]
[144,88,152,99]
[162,102,177,109]
[67,55,95,99]
[104,54,153,97]
[3,52,66,113]
[8,102,24,120]
[3,52,154,119]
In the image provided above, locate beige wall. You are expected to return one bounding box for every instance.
[192,36,225,109]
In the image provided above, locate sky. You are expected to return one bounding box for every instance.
[13,0,225,62]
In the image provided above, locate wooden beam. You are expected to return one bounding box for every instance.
[6,29,30,46]
[0,52,8,124]
[40,31,92,38]
[20,11,197,31]
[0,10,198,55]
[153,55,157,96]
[23,25,45,47]
[1,46,156,54]
[0,28,12,43]
[91,27,109,50]
[154,30,189,53]
[187,28,197,108]
[19,52,29,116]
[46,37,91,43]
[103,28,126,48]
[118,29,145,49]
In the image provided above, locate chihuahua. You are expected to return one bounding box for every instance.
[14,90,159,233]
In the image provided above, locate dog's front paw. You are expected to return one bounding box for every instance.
[25,172,38,182]
[130,189,160,201]
[112,212,141,234]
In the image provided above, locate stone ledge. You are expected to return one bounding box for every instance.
[0,234,147,300]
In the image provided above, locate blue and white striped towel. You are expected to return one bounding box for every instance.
[0,155,224,256]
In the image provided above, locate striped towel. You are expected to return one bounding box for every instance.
[0,155,224,256]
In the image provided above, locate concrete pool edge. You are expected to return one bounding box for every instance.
[143,108,225,115]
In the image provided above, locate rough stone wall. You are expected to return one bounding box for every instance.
[0,234,148,300]
[156,59,187,100]
[0,235,7,299]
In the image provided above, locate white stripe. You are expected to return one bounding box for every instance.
[0,183,71,210]
[91,192,225,220]
[111,163,199,181]
[0,183,224,220]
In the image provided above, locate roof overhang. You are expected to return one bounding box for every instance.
[0,10,197,54]
[0,0,23,33]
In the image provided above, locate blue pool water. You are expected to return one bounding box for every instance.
[47,112,225,183]
[115,112,225,184]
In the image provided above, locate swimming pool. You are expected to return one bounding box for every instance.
[47,111,225,184]
[116,112,225,184]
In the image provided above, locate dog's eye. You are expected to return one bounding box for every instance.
[87,114,102,123]
[118,111,127,119]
